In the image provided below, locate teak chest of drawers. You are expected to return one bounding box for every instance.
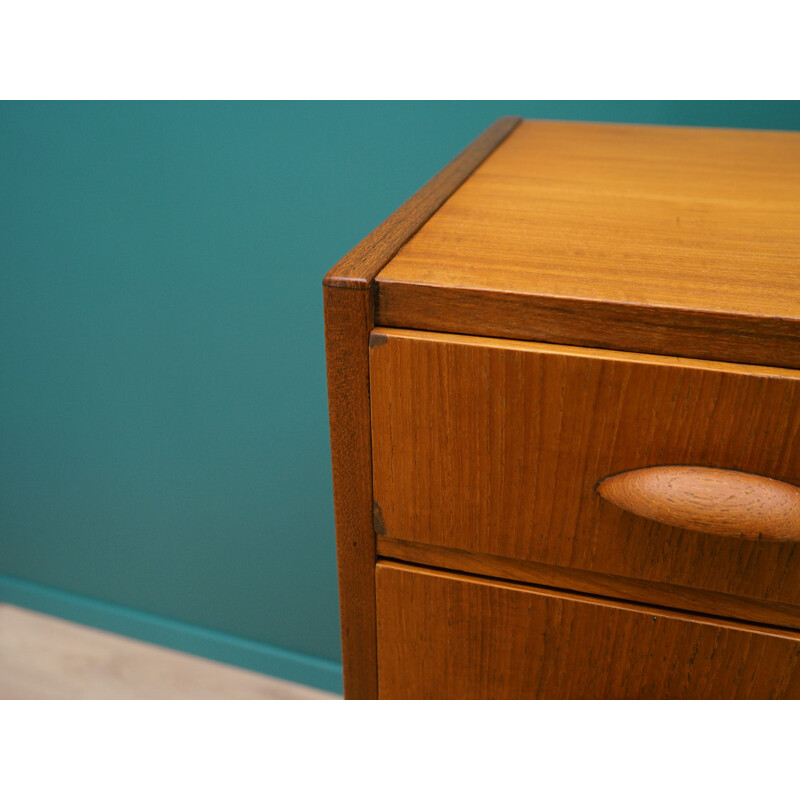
[323,118,800,699]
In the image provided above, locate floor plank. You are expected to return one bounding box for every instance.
[0,603,339,700]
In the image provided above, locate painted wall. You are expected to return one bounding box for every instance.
[1,102,798,692]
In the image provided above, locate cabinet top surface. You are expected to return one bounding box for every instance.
[378,121,800,321]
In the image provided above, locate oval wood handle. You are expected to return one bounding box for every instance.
[597,466,800,542]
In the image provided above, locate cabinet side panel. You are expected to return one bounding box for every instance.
[323,286,376,698]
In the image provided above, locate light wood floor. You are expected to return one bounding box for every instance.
[0,603,339,700]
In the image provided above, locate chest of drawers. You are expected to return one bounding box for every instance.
[323,117,800,699]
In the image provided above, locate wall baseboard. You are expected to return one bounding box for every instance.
[0,573,343,695]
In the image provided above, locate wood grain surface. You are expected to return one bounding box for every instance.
[369,328,800,606]
[376,121,800,369]
[376,537,800,631]
[323,287,377,699]
[376,562,800,699]
[598,466,800,542]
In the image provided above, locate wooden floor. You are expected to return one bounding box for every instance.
[0,603,339,700]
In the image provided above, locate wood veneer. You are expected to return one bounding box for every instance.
[376,537,800,632]
[376,563,800,700]
[376,121,800,369]
[323,287,376,699]
[369,328,800,606]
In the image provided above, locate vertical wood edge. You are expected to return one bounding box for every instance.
[323,284,377,698]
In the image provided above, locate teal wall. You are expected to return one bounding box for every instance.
[1,102,799,692]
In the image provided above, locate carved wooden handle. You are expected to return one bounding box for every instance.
[597,466,800,542]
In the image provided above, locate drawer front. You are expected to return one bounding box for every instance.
[376,563,800,699]
[370,329,800,606]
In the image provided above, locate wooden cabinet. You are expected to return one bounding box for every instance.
[324,118,800,699]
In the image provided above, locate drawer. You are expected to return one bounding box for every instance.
[376,562,800,699]
[370,328,800,607]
